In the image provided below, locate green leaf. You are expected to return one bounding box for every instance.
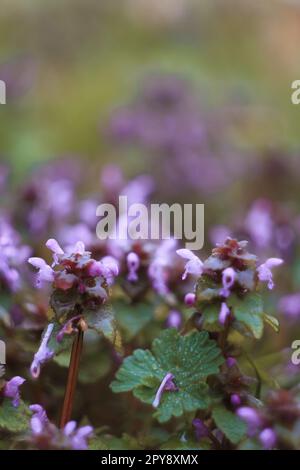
[228,293,264,339]
[111,329,224,422]
[212,405,247,444]
[263,314,280,333]
[85,303,122,354]
[202,304,222,332]
[114,300,153,341]
[0,399,30,433]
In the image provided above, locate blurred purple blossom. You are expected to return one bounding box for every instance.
[29,404,93,450]
[279,293,300,319]
[3,376,25,407]
[257,258,283,290]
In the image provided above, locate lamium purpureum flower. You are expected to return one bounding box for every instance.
[152,372,178,408]
[28,238,118,297]
[3,376,25,407]
[166,310,182,329]
[30,323,54,378]
[126,252,140,282]
[184,292,196,307]
[176,249,203,280]
[257,258,283,290]
[192,419,209,440]
[236,407,262,437]
[29,404,93,450]
[220,267,236,298]
[259,428,277,450]
[219,302,230,326]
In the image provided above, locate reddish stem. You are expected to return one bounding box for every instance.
[60,328,84,428]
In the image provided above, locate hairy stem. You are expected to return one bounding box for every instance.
[60,328,84,428]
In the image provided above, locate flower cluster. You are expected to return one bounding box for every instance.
[29,404,93,450]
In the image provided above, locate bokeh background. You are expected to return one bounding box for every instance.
[1,0,300,174]
[1,0,300,449]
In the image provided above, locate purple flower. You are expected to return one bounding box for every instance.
[63,421,93,450]
[226,356,237,368]
[220,267,236,298]
[30,323,54,378]
[166,310,182,329]
[184,292,196,307]
[0,216,31,292]
[257,257,283,290]
[279,293,300,319]
[219,302,230,326]
[176,249,203,280]
[192,419,209,440]
[245,200,273,249]
[230,393,241,407]
[148,239,177,297]
[28,257,55,287]
[237,406,262,437]
[259,427,277,450]
[152,372,178,408]
[126,252,140,282]
[46,238,64,256]
[29,403,93,450]
[3,376,25,407]
[30,404,49,434]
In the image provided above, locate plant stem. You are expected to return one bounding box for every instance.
[60,328,84,428]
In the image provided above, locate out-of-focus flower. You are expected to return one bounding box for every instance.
[166,310,182,329]
[230,393,241,407]
[29,404,93,450]
[152,372,178,408]
[0,216,31,292]
[3,376,25,407]
[30,323,54,378]
[184,292,196,307]
[257,258,283,290]
[148,239,177,297]
[279,293,300,319]
[192,418,209,440]
[237,407,262,437]
[126,252,140,282]
[259,428,277,450]
[244,199,273,249]
[226,357,237,368]
[176,249,203,280]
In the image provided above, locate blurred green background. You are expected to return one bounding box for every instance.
[0,0,299,178]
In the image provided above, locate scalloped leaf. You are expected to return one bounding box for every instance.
[0,399,30,433]
[111,329,224,422]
